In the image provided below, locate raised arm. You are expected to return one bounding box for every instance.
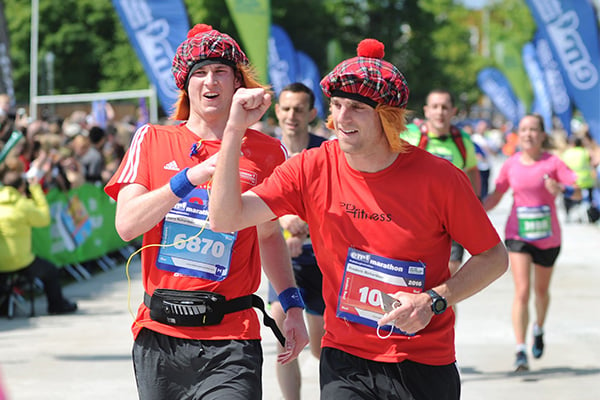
[209,88,276,233]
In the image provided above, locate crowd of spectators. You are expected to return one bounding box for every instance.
[0,97,146,193]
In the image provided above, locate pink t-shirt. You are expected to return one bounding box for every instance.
[494,151,576,249]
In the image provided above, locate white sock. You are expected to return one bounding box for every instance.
[533,324,544,336]
[516,343,527,353]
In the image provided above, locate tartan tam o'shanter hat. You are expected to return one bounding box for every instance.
[320,38,409,108]
[172,24,249,91]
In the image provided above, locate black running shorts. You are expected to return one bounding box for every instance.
[505,239,561,267]
[133,328,263,400]
[320,347,460,400]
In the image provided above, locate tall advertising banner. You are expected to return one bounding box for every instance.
[0,1,14,107]
[295,51,325,119]
[268,25,298,97]
[225,0,270,84]
[525,0,600,142]
[112,0,189,115]
[477,67,526,129]
[522,42,553,133]
[533,32,572,135]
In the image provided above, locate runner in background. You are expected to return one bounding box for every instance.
[401,89,481,276]
[484,114,580,372]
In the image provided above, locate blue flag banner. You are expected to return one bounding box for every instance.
[477,67,526,129]
[522,42,553,133]
[525,0,600,142]
[295,51,325,119]
[533,32,572,135]
[268,25,298,97]
[112,0,189,115]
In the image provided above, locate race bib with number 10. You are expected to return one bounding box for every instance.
[337,248,425,335]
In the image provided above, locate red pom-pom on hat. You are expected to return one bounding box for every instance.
[357,39,385,59]
[187,24,213,38]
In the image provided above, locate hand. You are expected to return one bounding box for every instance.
[188,151,219,185]
[543,175,562,197]
[277,307,309,365]
[286,236,304,258]
[227,88,271,132]
[14,110,29,130]
[279,214,309,236]
[377,292,433,335]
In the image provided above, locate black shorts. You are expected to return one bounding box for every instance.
[505,239,561,267]
[320,347,460,400]
[133,329,263,400]
[268,244,325,315]
[450,240,464,262]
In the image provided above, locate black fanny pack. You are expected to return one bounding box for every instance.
[144,289,285,346]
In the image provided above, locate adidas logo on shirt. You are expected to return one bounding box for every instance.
[164,160,180,171]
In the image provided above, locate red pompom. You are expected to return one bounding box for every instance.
[187,24,213,38]
[356,39,385,59]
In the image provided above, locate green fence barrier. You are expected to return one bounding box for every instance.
[32,183,129,267]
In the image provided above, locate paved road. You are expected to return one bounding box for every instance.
[2,177,599,399]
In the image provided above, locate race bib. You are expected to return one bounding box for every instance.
[517,205,552,241]
[156,188,237,281]
[337,248,425,336]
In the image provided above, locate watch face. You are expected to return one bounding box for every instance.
[433,299,446,313]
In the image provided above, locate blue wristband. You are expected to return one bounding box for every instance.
[169,168,195,198]
[278,287,305,312]
[563,185,575,198]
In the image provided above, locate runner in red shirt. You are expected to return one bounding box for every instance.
[105,24,308,400]
[209,37,508,399]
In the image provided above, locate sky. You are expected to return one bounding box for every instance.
[458,0,490,9]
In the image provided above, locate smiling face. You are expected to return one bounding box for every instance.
[186,63,242,123]
[330,96,387,155]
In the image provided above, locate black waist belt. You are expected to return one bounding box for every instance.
[143,289,285,346]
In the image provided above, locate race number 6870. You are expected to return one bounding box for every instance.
[172,233,226,257]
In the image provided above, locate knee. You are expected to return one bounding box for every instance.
[514,289,530,305]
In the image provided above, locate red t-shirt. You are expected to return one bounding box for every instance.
[252,140,501,364]
[105,123,286,340]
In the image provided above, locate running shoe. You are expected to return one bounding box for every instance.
[532,332,544,359]
[514,351,529,372]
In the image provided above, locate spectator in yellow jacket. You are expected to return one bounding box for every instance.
[0,166,77,315]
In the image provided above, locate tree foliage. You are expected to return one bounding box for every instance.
[2,0,535,117]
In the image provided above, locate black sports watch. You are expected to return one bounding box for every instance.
[426,289,448,315]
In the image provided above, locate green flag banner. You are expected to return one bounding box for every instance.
[32,184,128,267]
[494,43,533,112]
[225,0,271,83]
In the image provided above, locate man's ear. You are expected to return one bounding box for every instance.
[309,108,318,123]
[234,71,243,89]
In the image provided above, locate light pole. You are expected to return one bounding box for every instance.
[45,51,54,116]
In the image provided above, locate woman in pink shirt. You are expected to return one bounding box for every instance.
[484,114,579,372]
